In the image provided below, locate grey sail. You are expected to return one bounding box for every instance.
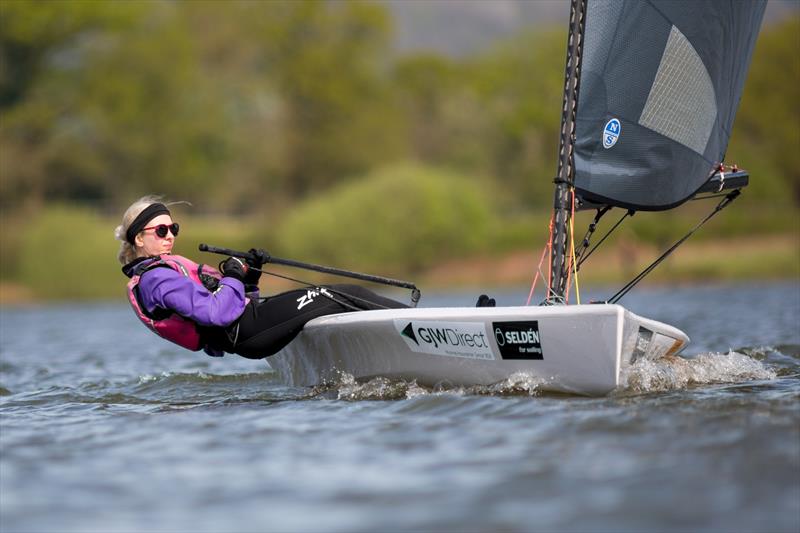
[573,0,766,211]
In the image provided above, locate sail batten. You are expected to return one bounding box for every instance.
[573,0,766,211]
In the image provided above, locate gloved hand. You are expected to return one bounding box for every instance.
[219,257,248,282]
[243,248,268,288]
[246,248,269,268]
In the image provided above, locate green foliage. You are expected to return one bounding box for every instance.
[276,164,492,273]
[247,0,403,196]
[1,0,796,213]
[0,0,140,108]
[0,1,797,300]
[17,206,120,299]
[728,17,800,205]
[391,28,566,209]
[8,205,273,300]
[0,0,228,207]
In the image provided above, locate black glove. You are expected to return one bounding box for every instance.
[243,248,268,288]
[246,248,269,268]
[220,257,248,282]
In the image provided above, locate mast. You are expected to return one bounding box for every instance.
[548,0,587,304]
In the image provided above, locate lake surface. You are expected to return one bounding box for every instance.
[1,282,798,532]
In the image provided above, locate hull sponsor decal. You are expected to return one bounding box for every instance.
[394,320,494,360]
[492,321,543,360]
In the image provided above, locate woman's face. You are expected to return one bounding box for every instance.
[134,214,176,257]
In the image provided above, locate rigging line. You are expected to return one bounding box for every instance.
[607,190,741,304]
[251,267,394,312]
[532,242,558,306]
[546,214,554,299]
[525,243,550,306]
[565,188,575,303]
[690,192,732,201]
[576,209,634,270]
[569,189,581,305]
[574,206,611,265]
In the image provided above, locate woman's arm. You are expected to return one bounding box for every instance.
[138,267,246,327]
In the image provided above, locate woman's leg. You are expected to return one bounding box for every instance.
[232,284,408,359]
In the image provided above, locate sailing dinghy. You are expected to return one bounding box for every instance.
[203,0,766,395]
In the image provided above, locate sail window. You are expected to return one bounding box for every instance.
[639,26,717,156]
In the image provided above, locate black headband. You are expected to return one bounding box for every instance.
[126,203,171,244]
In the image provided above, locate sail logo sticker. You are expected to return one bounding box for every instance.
[394,320,495,360]
[603,118,621,149]
[492,321,543,360]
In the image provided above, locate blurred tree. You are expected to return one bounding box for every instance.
[0,0,140,207]
[0,0,794,219]
[392,28,566,211]
[254,0,404,197]
[465,28,565,209]
[727,16,800,205]
[0,0,229,208]
[176,0,289,212]
[0,0,134,109]
[276,163,492,273]
[393,53,458,163]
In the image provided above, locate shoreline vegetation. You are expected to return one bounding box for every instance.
[1,231,796,305]
[1,169,797,304]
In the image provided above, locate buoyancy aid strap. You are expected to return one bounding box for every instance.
[132,257,188,320]
[197,264,221,291]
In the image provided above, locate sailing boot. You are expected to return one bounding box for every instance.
[475,294,496,307]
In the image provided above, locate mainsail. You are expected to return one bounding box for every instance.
[572,0,766,211]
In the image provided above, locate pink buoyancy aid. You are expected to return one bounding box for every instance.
[127,255,223,351]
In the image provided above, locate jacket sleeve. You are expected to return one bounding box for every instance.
[137,267,247,327]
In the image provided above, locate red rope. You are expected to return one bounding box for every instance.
[528,215,555,306]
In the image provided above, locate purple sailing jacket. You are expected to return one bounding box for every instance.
[137,267,247,327]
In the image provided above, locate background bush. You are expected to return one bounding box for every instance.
[276,163,492,274]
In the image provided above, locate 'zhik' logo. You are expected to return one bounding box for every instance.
[296,287,331,310]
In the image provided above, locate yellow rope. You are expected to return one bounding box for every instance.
[569,206,581,305]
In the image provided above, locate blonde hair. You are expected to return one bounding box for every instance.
[114,195,165,265]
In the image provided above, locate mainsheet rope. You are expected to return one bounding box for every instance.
[248,266,396,312]
[607,189,741,304]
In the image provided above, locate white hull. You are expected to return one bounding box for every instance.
[269,305,689,396]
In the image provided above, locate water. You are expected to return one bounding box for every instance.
[1,282,798,532]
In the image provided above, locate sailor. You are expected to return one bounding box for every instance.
[116,196,407,359]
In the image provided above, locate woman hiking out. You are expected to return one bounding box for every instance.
[116,196,407,359]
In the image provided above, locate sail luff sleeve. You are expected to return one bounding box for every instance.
[549,0,587,302]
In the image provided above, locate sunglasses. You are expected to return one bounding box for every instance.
[142,223,180,239]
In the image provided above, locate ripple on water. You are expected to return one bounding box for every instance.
[308,370,549,402]
[305,348,790,402]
